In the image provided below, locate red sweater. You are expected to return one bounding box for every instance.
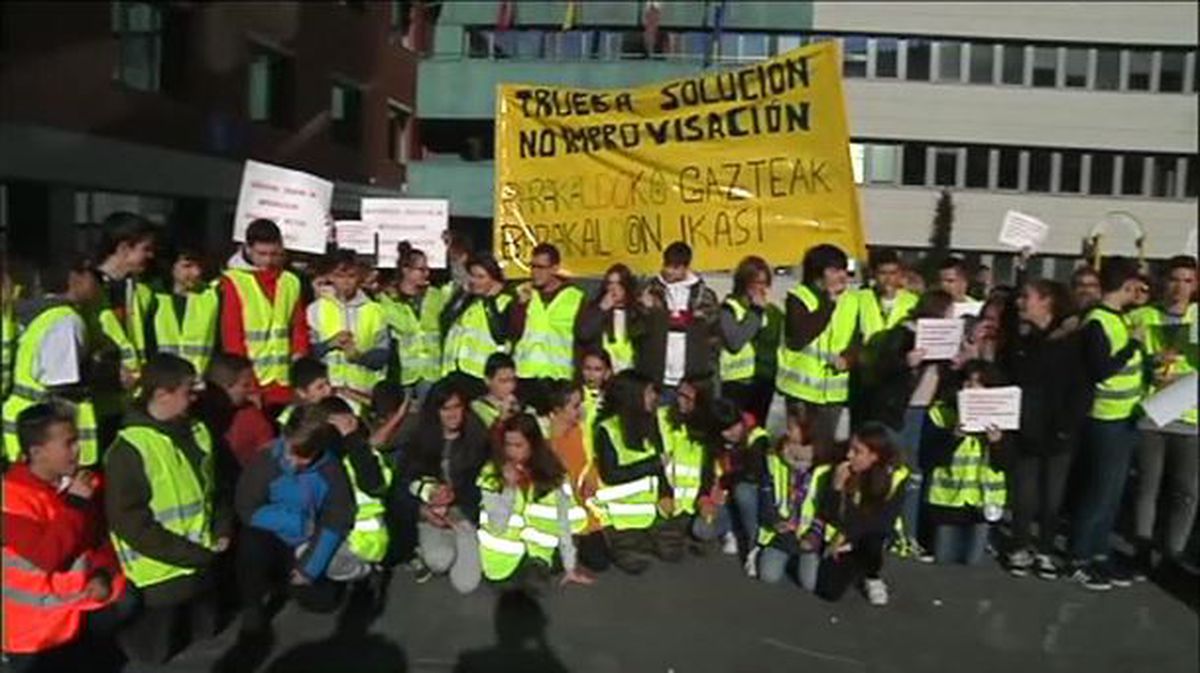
[219,267,310,407]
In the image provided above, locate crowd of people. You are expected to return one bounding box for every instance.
[0,211,1196,670]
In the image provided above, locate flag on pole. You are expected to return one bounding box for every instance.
[496,0,514,32]
[642,0,662,54]
[562,0,578,31]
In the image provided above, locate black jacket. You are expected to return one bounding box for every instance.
[634,277,720,385]
[398,414,490,523]
[999,317,1090,455]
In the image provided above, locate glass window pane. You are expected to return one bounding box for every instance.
[248,55,270,121]
[1121,154,1146,195]
[997,148,1020,189]
[1159,51,1185,92]
[1127,50,1152,90]
[1096,49,1120,90]
[906,39,931,81]
[742,34,768,60]
[1090,153,1115,195]
[875,37,898,78]
[1065,48,1088,87]
[843,36,867,78]
[969,43,995,84]
[719,33,739,60]
[777,35,802,54]
[1186,157,1197,198]
[1060,151,1082,193]
[966,147,989,188]
[933,148,958,186]
[1001,44,1024,85]
[937,41,962,81]
[902,144,928,186]
[1028,149,1052,192]
[868,145,898,184]
[1151,156,1178,197]
[518,31,544,58]
[1032,47,1057,87]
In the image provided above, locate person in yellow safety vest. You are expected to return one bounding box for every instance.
[923,362,1009,566]
[104,354,233,664]
[2,260,103,467]
[856,249,920,346]
[592,371,671,575]
[720,255,782,426]
[149,248,218,376]
[708,399,774,577]
[511,243,586,409]
[1125,273,1156,334]
[809,423,909,606]
[653,378,716,562]
[306,250,390,414]
[755,405,825,592]
[1132,255,1198,577]
[545,381,612,571]
[1068,256,1146,591]
[776,244,858,457]
[476,413,594,588]
[470,353,526,430]
[1,266,18,401]
[576,264,640,375]
[380,241,447,403]
[440,253,513,394]
[578,347,613,462]
[276,357,335,428]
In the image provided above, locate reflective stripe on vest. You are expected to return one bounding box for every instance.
[476,466,577,581]
[343,451,392,563]
[153,290,218,375]
[442,294,513,380]
[1086,308,1144,420]
[776,285,857,404]
[1141,303,1198,425]
[720,298,757,382]
[312,297,388,398]
[594,417,659,530]
[657,407,705,515]
[382,289,446,386]
[857,288,918,341]
[513,286,584,380]
[603,330,634,374]
[225,269,301,386]
[926,405,1007,510]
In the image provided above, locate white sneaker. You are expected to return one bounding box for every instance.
[864,578,889,606]
[721,532,739,556]
[744,546,760,578]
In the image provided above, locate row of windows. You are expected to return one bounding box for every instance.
[851,141,1198,199]
[464,27,1198,95]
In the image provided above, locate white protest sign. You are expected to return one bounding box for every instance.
[334,220,377,256]
[998,210,1049,251]
[1141,372,1198,428]
[362,198,449,269]
[233,160,333,254]
[916,318,965,360]
[954,301,983,319]
[958,387,1022,432]
[1186,228,1198,258]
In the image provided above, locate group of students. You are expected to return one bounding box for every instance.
[1,210,1196,670]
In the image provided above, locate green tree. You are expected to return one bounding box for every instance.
[921,189,954,280]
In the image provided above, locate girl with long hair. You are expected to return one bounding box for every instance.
[576,263,641,374]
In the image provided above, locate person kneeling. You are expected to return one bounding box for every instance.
[755,406,825,592]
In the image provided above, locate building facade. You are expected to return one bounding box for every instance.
[0,0,420,269]
[409,0,1198,280]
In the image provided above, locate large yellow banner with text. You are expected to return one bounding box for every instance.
[493,42,866,276]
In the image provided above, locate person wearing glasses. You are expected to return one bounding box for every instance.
[509,243,586,412]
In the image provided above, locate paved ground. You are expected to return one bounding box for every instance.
[117,550,1198,673]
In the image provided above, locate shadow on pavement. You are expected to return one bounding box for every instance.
[453,589,569,673]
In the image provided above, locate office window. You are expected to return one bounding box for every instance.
[875,37,898,78]
[965,147,990,188]
[742,33,769,61]
[777,35,802,54]
[1032,47,1057,87]
[843,36,868,78]
[1186,157,1198,198]
[933,148,959,186]
[718,33,740,61]
[969,43,995,84]
[548,31,588,59]
[112,1,162,91]
[1127,50,1152,90]
[467,30,491,58]
[906,39,931,81]
[1090,153,1115,195]
[867,144,898,184]
[1151,156,1178,197]
[1159,50,1185,92]
[997,148,1020,189]
[517,30,545,58]
[247,47,294,128]
[1001,44,1024,85]
[902,144,928,186]
[937,41,962,82]
[387,104,411,164]
[1059,151,1082,193]
[1095,49,1120,90]
[330,82,363,147]
[1121,154,1146,195]
[1028,149,1052,192]
[1065,48,1088,87]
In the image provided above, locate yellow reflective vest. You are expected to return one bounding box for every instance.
[380,287,447,386]
[776,284,858,404]
[1086,307,1144,421]
[223,269,301,387]
[152,289,219,375]
[441,294,512,380]
[1140,303,1197,425]
[513,285,585,381]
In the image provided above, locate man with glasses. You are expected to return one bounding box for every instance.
[510,243,586,411]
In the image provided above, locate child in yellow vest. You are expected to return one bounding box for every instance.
[277,358,334,428]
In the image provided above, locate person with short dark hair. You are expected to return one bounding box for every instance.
[472,352,524,428]
[511,243,587,409]
[719,255,780,425]
[104,354,233,664]
[441,253,513,393]
[220,218,310,413]
[937,256,974,304]
[277,357,334,427]
[148,248,219,375]
[636,242,720,392]
[1070,265,1102,312]
[857,249,919,343]
[576,263,642,374]
[2,402,129,672]
[705,398,774,575]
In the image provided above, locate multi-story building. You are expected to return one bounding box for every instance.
[0,0,421,268]
[410,1,1197,280]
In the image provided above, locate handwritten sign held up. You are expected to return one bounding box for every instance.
[1141,372,1198,428]
[998,210,1049,251]
[362,198,449,269]
[916,318,964,360]
[334,220,377,256]
[233,160,332,254]
[958,387,1022,432]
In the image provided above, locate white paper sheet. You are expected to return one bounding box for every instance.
[958,386,1022,432]
[1142,372,1199,428]
[233,160,333,254]
[334,220,377,256]
[953,301,983,319]
[363,198,449,269]
[916,318,965,360]
[998,210,1049,251]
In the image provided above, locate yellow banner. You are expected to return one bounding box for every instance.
[493,42,866,276]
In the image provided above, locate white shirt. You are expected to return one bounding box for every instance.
[35,312,85,387]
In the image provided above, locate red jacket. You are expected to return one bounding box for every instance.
[2,465,126,654]
[219,266,310,408]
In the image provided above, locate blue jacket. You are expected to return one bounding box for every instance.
[235,439,355,580]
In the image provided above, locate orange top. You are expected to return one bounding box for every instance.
[550,422,603,532]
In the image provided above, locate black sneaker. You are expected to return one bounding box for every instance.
[1103,560,1134,588]
[1006,549,1034,577]
[1034,554,1059,581]
[1069,563,1112,591]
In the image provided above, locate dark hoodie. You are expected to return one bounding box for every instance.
[105,409,234,606]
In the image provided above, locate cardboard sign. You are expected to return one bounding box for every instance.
[233,160,332,254]
[1142,372,1199,428]
[334,220,377,256]
[998,210,1049,251]
[958,387,1022,432]
[362,198,449,269]
[915,318,965,360]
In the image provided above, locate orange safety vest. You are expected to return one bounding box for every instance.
[2,466,127,654]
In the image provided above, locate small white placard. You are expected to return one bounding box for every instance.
[915,318,965,360]
[998,210,1049,251]
[233,160,332,254]
[334,220,377,256]
[954,301,983,319]
[363,198,449,269]
[1142,372,1199,428]
[958,387,1022,432]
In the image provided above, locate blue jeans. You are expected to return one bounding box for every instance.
[933,523,990,565]
[732,482,759,551]
[1070,417,1139,562]
[897,407,928,545]
[758,547,820,591]
[691,505,734,540]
